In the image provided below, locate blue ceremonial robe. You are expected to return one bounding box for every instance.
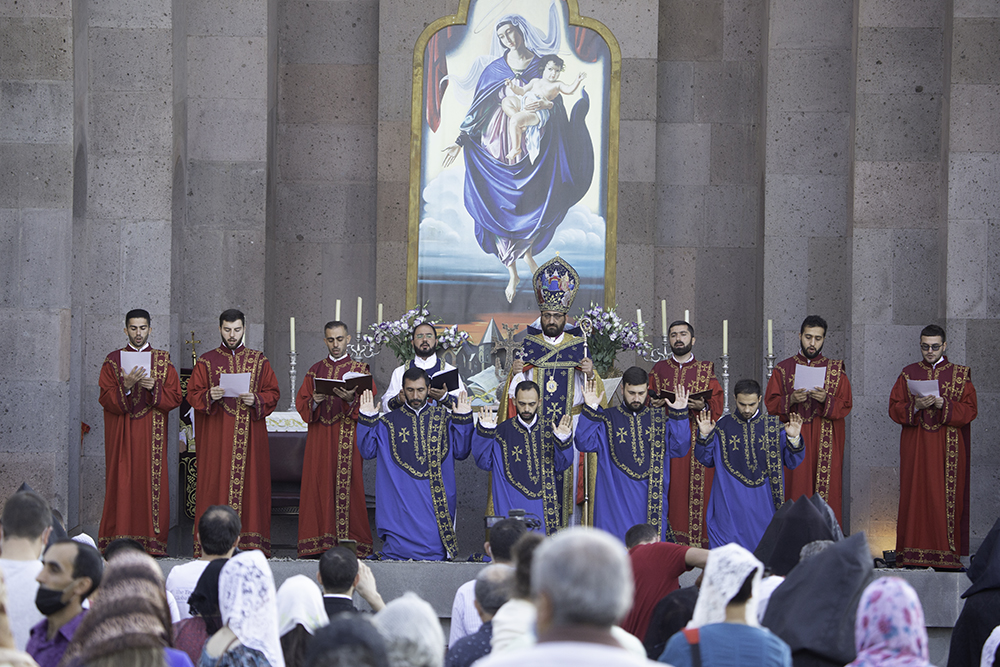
[695,410,806,551]
[357,405,473,560]
[472,416,574,535]
[575,403,692,543]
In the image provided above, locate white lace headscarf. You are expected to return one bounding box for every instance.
[219,550,285,667]
[689,543,764,628]
[276,575,329,637]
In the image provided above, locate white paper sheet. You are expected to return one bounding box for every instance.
[120,351,151,377]
[219,372,251,398]
[906,379,940,398]
[793,364,827,390]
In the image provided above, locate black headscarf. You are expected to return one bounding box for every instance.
[947,517,1000,667]
[754,495,838,576]
[964,516,1000,598]
[187,558,228,635]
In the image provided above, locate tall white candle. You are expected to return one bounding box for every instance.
[661,300,667,336]
[722,319,728,355]
[767,319,773,356]
[335,299,341,321]
[356,297,363,334]
[378,303,383,324]
[289,317,296,353]
[684,309,690,323]
[636,309,644,341]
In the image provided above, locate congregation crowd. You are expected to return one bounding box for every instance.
[1,488,999,667]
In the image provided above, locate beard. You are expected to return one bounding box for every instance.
[518,410,537,423]
[223,337,241,350]
[626,400,645,413]
[671,342,693,357]
[407,396,427,409]
[542,323,562,337]
[801,342,823,359]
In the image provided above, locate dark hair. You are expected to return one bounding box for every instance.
[199,505,241,556]
[488,518,529,562]
[514,380,540,398]
[401,367,430,387]
[621,366,648,388]
[733,378,761,398]
[512,532,545,599]
[411,322,436,339]
[47,539,104,600]
[324,321,349,334]
[305,616,389,667]
[281,624,314,667]
[103,538,145,560]
[729,571,755,604]
[800,315,827,335]
[538,54,565,72]
[669,321,694,336]
[1,490,51,540]
[920,324,946,342]
[219,309,245,327]
[125,309,151,326]
[319,546,359,594]
[625,523,658,549]
[188,558,228,635]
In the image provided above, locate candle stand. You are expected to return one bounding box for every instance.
[641,335,671,363]
[720,353,730,415]
[288,351,297,411]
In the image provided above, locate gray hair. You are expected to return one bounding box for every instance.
[531,527,633,627]
[372,593,444,667]
[474,565,514,616]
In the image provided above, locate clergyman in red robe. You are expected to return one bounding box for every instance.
[765,315,852,526]
[98,308,182,555]
[295,320,374,557]
[889,324,977,569]
[187,309,280,556]
[648,320,724,548]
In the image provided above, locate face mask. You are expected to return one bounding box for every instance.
[35,585,70,616]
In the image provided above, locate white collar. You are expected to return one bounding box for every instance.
[329,353,348,363]
[413,354,439,369]
[543,332,565,345]
[932,357,944,368]
[517,414,538,429]
[127,343,151,352]
[405,402,428,416]
[672,352,695,365]
[323,593,353,600]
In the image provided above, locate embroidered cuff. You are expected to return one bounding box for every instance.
[451,411,473,425]
[358,411,380,428]
[668,406,689,421]
[695,428,716,444]
[786,434,804,452]
[582,404,603,421]
[476,421,497,437]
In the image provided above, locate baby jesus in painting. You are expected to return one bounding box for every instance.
[502,54,586,164]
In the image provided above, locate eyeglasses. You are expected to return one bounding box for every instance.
[413,333,435,340]
[920,343,943,351]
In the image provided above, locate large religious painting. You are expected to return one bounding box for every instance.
[408,0,620,401]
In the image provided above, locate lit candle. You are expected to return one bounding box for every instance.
[684,309,690,323]
[722,319,728,355]
[289,317,296,354]
[378,303,383,324]
[661,300,667,336]
[767,319,773,356]
[335,299,341,321]
[356,297,363,334]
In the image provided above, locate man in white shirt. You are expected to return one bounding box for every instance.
[165,505,239,619]
[0,491,52,650]
[381,323,466,413]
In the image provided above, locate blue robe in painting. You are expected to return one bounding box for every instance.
[575,403,692,543]
[695,410,806,551]
[457,51,594,265]
[472,415,574,535]
[357,405,473,560]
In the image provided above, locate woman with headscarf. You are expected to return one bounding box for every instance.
[174,559,227,665]
[659,543,791,667]
[58,551,194,667]
[0,572,39,667]
[949,517,1000,667]
[201,551,284,667]
[846,578,930,667]
[276,575,327,667]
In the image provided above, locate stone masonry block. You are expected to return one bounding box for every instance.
[656,123,710,185]
[653,246,697,310]
[768,0,853,50]
[853,161,942,228]
[849,394,898,468]
[952,18,1000,84]
[949,153,1000,220]
[862,324,924,399]
[279,64,378,126]
[852,228,894,324]
[188,36,267,100]
[0,451,68,511]
[954,0,1000,17]
[0,17,72,80]
[659,0,723,61]
[82,218,122,314]
[188,97,267,162]
[693,61,760,123]
[763,235,809,325]
[376,0,450,56]
[859,0,945,27]
[89,28,171,92]
[950,84,1000,153]
[657,61,694,124]
[21,208,71,309]
[617,181,657,245]
[947,220,988,318]
[0,81,72,144]
[121,219,173,315]
[857,28,944,95]
[375,180,409,245]
[990,220,1000,316]
[892,228,944,324]
[620,58,658,121]
[723,0,764,62]
[615,243,656,310]
[655,184,703,247]
[0,311,69,381]
[88,91,171,157]
[618,121,657,183]
[87,156,172,221]
[278,0,378,65]
[767,49,852,113]
[274,182,377,244]
[807,236,850,327]
[963,320,1000,392]
[186,160,266,228]
[765,111,851,176]
[2,0,71,18]
[376,54,413,124]
[320,242,377,308]
[189,0,267,36]
[764,173,848,237]
[277,124,376,183]
[78,454,107,526]
[0,209,19,307]
[703,184,760,248]
[710,122,760,185]
[87,0,171,29]
[376,120,410,185]
[0,144,72,209]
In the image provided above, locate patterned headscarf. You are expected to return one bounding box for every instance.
[688,543,763,628]
[219,550,285,667]
[59,552,172,667]
[276,575,328,637]
[847,577,931,667]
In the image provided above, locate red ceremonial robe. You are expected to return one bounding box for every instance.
[765,353,852,525]
[295,355,375,557]
[889,357,976,568]
[187,344,280,556]
[98,347,182,555]
[648,357,724,547]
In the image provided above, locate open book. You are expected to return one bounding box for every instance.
[314,372,373,395]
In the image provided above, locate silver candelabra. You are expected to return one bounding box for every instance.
[720,353,730,415]
[347,336,382,360]
[288,351,297,410]
[765,353,776,387]
[641,335,671,362]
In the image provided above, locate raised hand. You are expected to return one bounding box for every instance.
[442,144,461,168]
[360,389,376,414]
[785,412,803,439]
[553,414,572,439]
[582,376,604,408]
[695,409,716,438]
[667,384,690,411]
[478,405,498,427]
[453,390,471,415]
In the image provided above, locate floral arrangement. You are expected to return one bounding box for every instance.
[576,304,652,378]
[360,303,470,364]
